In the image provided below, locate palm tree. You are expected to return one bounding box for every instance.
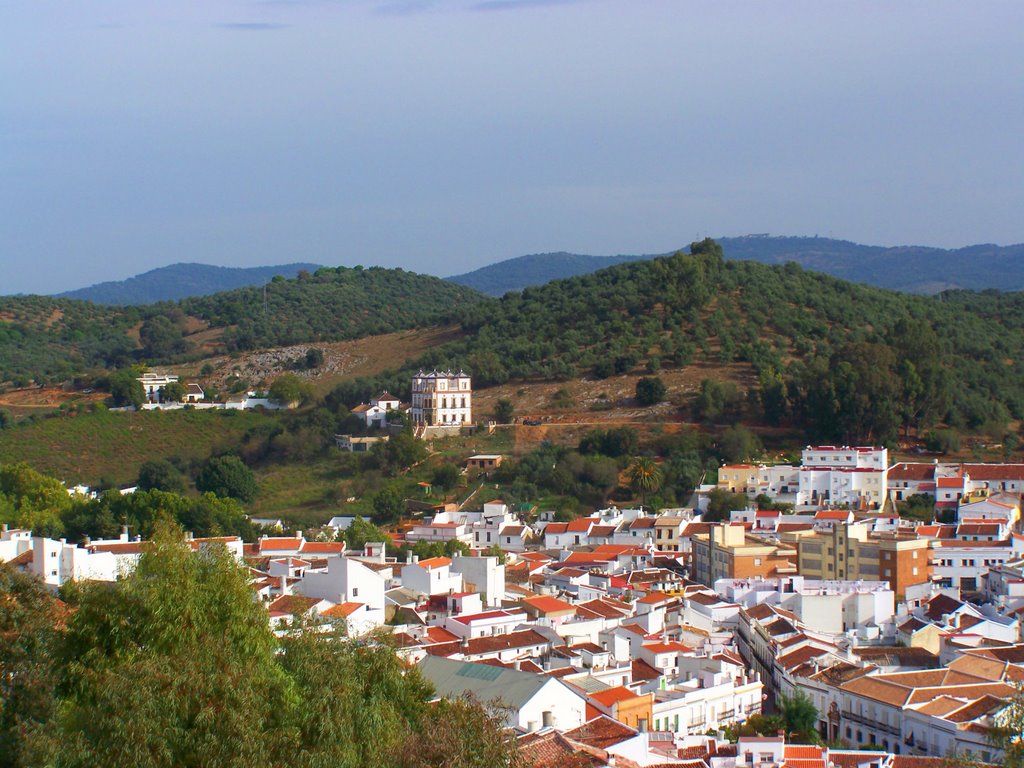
[627,457,663,511]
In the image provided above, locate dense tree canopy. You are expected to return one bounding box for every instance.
[2,526,520,768]
[195,455,258,503]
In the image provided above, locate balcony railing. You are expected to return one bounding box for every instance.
[841,710,899,736]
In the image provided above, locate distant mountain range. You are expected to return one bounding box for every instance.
[447,236,1024,296]
[48,236,1024,304]
[57,262,323,304]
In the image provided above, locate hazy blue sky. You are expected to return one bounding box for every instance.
[2,1,1023,295]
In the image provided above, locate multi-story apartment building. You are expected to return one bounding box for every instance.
[797,446,888,509]
[717,463,800,497]
[410,369,472,426]
[794,521,931,597]
[690,524,798,586]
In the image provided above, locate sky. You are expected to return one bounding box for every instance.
[2,1,1023,295]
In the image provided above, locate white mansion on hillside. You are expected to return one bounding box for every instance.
[411,370,472,426]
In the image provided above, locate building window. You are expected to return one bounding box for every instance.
[352,587,359,597]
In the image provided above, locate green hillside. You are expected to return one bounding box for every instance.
[0,266,485,385]
[406,240,1024,445]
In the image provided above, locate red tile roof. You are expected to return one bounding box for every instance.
[643,641,690,654]
[566,517,600,533]
[589,686,639,708]
[563,715,637,749]
[963,463,1024,481]
[425,628,551,658]
[450,610,519,624]
[889,463,936,481]
[259,538,303,551]
[299,541,345,554]
[267,594,320,615]
[522,594,576,615]
[88,541,147,554]
[322,602,363,618]
[416,556,452,569]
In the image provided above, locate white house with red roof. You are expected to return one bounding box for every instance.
[888,461,939,500]
[350,391,402,428]
[401,554,464,596]
[293,555,387,632]
[406,509,477,547]
[543,517,601,549]
[443,608,528,640]
[258,534,306,557]
[470,501,533,552]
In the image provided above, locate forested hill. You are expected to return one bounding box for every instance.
[384,239,1024,446]
[446,236,1024,295]
[0,267,484,385]
[56,262,323,305]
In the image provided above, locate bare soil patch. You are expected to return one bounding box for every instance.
[172,325,464,395]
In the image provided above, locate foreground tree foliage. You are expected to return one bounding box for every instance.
[0,564,64,768]
[10,524,520,768]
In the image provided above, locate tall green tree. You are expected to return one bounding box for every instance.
[0,463,71,538]
[195,455,257,503]
[107,368,145,409]
[343,515,389,550]
[137,459,186,494]
[627,457,663,510]
[778,690,821,744]
[372,486,405,525]
[268,374,313,406]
